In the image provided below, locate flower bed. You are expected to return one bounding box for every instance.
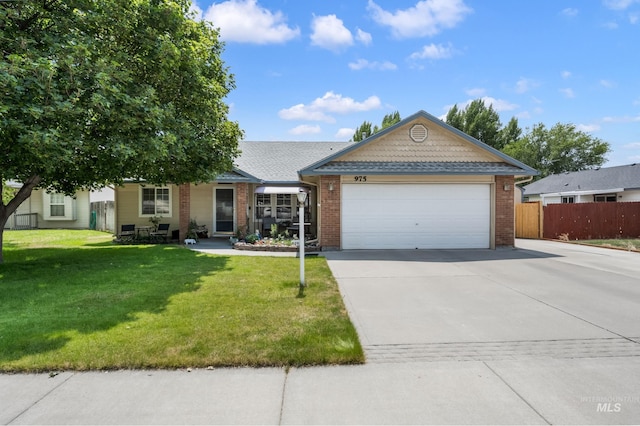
[233,239,320,252]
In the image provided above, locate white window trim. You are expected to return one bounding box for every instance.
[138,186,173,218]
[43,192,76,221]
[255,193,295,221]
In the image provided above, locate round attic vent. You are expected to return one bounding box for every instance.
[410,124,428,142]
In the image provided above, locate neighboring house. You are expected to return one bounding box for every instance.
[114,110,538,249]
[523,164,640,205]
[5,182,91,230]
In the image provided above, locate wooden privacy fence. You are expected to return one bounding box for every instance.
[516,201,640,240]
[90,201,115,233]
[543,201,640,240]
[515,202,543,239]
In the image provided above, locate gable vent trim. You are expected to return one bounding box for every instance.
[410,124,428,142]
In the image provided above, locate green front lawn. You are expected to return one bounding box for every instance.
[0,230,363,371]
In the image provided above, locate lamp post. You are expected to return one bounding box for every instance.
[297,190,307,293]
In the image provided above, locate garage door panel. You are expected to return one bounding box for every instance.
[342,184,490,249]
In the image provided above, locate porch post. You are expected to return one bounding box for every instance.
[236,183,248,234]
[179,183,191,242]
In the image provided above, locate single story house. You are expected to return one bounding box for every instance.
[523,163,640,205]
[114,110,538,249]
[5,182,92,230]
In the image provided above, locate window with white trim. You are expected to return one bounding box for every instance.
[255,194,295,220]
[43,192,76,220]
[140,186,171,216]
[561,196,575,204]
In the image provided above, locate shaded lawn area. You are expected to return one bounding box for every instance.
[0,230,363,371]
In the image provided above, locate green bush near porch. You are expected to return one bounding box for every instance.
[0,230,363,371]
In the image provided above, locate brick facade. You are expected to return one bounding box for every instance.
[235,182,248,233]
[319,175,341,249]
[178,183,191,242]
[495,175,515,247]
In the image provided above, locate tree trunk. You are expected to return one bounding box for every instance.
[0,175,41,264]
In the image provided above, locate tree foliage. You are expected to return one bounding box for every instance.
[0,0,242,262]
[352,111,401,142]
[445,99,507,149]
[503,123,610,178]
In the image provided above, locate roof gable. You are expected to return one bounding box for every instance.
[299,110,538,176]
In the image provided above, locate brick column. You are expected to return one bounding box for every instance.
[319,176,341,250]
[235,183,248,234]
[495,175,515,247]
[179,183,191,242]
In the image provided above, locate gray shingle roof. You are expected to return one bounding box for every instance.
[523,164,640,195]
[235,141,351,183]
[308,161,527,175]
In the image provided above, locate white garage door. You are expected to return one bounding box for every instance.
[341,183,490,249]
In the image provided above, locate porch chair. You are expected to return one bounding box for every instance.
[119,224,136,241]
[262,217,277,238]
[150,223,170,243]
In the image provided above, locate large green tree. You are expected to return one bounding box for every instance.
[445,99,507,149]
[0,0,242,262]
[503,123,610,178]
[351,111,401,142]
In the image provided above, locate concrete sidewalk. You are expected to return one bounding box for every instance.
[3,358,640,425]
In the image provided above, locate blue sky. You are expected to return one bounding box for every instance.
[190,0,640,166]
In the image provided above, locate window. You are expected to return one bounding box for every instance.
[43,192,75,220]
[561,196,575,204]
[276,194,292,220]
[49,193,66,217]
[594,194,617,202]
[255,194,296,220]
[256,193,271,219]
[140,187,171,216]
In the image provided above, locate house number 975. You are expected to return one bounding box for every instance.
[354,176,367,182]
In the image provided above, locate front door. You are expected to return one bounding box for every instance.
[215,188,234,233]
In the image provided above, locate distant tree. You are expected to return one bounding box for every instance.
[0,0,242,263]
[445,100,505,149]
[352,111,401,142]
[497,117,522,151]
[351,121,374,142]
[503,123,610,178]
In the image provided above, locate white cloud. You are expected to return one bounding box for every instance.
[561,70,572,79]
[335,128,355,139]
[576,123,601,132]
[189,1,203,20]
[516,111,532,120]
[603,0,639,10]
[409,43,455,59]
[633,97,640,105]
[310,14,353,52]
[279,92,382,122]
[367,0,472,38]
[561,8,579,16]
[348,59,397,71]
[560,88,575,98]
[356,28,373,45]
[466,88,486,97]
[602,114,640,123]
[623,142,640,148]
[515,77,539,94]
[603,21,619,29]
[600,79,616,88]
[630,13,639,23]
[204,0,299,44]
[289,124,322,135]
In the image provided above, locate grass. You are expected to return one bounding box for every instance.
[577,238,640,251]
[0,230,364,372]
